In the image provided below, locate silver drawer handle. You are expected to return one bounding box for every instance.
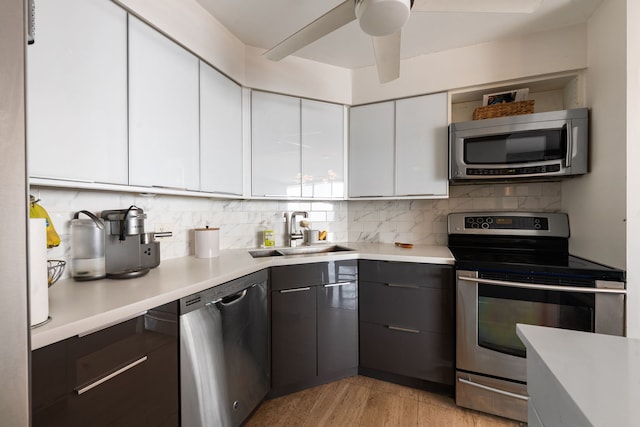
[459,275,627,295]
[76,356,148,395]
[386,325,420,334]
[385,283,420,289]
[280,287,311,294]
[323,281,357,288]
[458,377,529,401]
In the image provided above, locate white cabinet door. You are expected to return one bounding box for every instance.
[349,102,395,197]
[251,91,301,197]
[128,16,199,190]
[301,100,345,198]
[27,0,128,184]
[395,93,448,197]
[200,62,243,195]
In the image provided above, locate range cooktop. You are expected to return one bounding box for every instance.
[447,212,626,283]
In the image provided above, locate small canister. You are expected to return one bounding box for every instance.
[304,229,320,245]
[70,210,106,280]
[194,227,220,258]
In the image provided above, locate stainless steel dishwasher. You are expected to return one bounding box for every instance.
[179,269,269,427]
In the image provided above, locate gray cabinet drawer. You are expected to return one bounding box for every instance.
[359,281,452,334]
[359,260,452,288]
[32,302,179,427]
[270,260,357,291]
[359,321,453,385]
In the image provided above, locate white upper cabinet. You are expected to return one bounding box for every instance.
[251,91,345,199]
[251,92,301,198]
[199,61,243,196]
[128,16,200,190]
[27,0,128,184]
[349,102,395,197]
[395,92,448,197]
[301,100,345,198]
[349,93,448,199]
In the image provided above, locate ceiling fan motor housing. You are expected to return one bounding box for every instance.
[355,0,411,37]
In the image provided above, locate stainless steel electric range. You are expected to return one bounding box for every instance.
[447,212,626,422]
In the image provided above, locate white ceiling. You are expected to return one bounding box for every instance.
[194,0,602,69]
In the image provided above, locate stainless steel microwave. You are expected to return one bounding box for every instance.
[449,108,588,181]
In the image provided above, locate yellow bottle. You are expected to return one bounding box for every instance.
[263,228,275,247]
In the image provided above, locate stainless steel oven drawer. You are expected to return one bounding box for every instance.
[456,371,528,423]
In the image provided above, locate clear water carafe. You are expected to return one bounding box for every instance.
[70,210,106,280]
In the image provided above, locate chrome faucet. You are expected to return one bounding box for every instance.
[287,211,308,247]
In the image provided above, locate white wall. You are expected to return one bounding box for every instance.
[561,0,626,271]
[244,46,352,104]
[626,0,640,338]
[351,24,588,105]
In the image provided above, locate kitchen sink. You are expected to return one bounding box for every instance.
[248,249,283,258]
[248,245,355,258]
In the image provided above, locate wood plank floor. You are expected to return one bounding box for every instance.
[246,376,525,427]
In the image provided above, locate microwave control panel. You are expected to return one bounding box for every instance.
[466,164,561,176]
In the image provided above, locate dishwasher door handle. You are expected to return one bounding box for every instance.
[220,289,248,306]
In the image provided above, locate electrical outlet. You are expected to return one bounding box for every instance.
[154,223,174,241]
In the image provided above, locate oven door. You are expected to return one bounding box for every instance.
[456,270,625,383]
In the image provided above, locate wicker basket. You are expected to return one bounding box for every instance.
[472,100,535,120]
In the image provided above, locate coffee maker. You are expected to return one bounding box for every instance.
[100,206,160,279]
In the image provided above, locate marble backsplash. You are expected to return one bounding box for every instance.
[349,181,562,245]
[32,181,561,277]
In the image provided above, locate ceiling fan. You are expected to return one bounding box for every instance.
[264,0,543,83]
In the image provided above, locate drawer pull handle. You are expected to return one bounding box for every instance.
[280,287,311,294]
[75,356,148,395]
[457,377,529,401]
[323,281,357,288]
[386,283,420,289]
[386,325,420,334]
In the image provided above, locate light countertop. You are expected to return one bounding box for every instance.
[516,324,640,426]
[32,242,453,350]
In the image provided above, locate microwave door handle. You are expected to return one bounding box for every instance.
[565,123,573,167]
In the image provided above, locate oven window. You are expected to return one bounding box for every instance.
[477,284,594,358]
[464,128,565,165]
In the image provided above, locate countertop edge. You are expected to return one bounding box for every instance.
[516,324,640,427]
[32,243,454,350]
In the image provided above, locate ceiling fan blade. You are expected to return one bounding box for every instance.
[372,31,401,83]
[413,0,542,14]
[264,0,357,61]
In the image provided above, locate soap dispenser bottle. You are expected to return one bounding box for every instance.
[263,222,275,248]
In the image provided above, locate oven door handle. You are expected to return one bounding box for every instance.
[459,276,626,294]
[458,377,529,401]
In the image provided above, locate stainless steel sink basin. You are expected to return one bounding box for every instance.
[249,245,355,258]
[248,249,283,258]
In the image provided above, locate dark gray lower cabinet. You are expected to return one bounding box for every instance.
[358,260,455,391]
[270,260,358,397]
[31,302,179,427]
[317,281,359,378]
[271,286,317,390]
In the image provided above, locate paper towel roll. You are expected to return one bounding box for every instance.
[195,227,220,258]
[29,218,49,327]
